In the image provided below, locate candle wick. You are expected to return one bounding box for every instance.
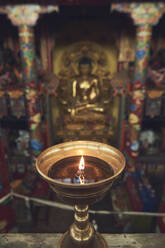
[79,174,85,184]
[75,168,85,184]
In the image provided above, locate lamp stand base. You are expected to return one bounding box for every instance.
[57,231,108,248]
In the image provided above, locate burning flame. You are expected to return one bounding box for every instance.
[79,156,85,171]
[78,156,85,184]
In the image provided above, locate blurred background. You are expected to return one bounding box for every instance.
[0,1,165,234]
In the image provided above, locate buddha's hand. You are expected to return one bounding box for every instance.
[71,108,76,117]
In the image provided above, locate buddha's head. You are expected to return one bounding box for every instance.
[78,57,92,76]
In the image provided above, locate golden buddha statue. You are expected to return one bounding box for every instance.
[67,57,105,118]
[54,53,114,142]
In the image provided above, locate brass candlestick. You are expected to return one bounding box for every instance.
[36,140,125,248]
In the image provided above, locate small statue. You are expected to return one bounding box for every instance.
[67,57,104,117]
[139,130,160,155]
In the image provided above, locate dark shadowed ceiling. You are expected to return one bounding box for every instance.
[0,0,161,5]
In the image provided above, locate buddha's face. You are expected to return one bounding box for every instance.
[79,64,91,75]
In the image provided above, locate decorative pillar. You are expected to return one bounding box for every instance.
[112,3,165,171]
[40,35,48,71]
[127,23,152,163]
[40,22,55,146]
[1,5,59,157]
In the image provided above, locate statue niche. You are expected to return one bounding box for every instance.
[53,41,115,143]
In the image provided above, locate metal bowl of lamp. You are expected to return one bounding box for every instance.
[36,140,125,205]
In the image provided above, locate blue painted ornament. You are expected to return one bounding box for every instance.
[136,50,146,60]
[30,140,43,151]
[130,141,139,151]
